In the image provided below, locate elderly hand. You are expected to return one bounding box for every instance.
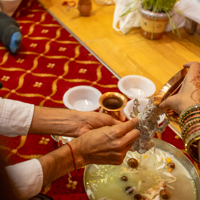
[64,110,121,137]
[38,118,140,186]
[70,118,140,166]
[159,62,200,114]
[30,106,120,138]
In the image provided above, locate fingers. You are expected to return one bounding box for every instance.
[187,62,200,75]
[112,118,122,125]
[159,95,179,113]
[183,61,199,68]
[113,118,139,137]
[122,129,140,146]
[100,112,122,126]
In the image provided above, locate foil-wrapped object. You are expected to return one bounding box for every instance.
[130,97,169,154]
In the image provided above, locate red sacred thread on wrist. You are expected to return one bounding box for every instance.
[66,143,77,171]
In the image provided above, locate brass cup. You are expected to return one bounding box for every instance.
[99,92,128,121]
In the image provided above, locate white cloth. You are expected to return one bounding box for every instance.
[166,0,200,31]
[176,0,200,24]
[113,0,141,34]
[6,159,43,200]
[0,97,34,137]
[0,98,43,200]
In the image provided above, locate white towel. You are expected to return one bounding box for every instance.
[166,0,200,31]
[113,0,141,34]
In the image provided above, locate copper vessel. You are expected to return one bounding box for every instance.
[154,67,200,162]
[99,92,128,121]
[154,67,189,138]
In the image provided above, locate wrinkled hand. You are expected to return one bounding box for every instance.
[70,118,140,166]
[159,62,200,114]
[64,110,120,137]
[30,106,120,138]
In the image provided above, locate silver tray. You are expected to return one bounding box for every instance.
[51,135,74,144]
[84,138,200,200]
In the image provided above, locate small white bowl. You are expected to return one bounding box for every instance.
[124,98,165,124]
[118,75,156,99]
[63,86,102,111]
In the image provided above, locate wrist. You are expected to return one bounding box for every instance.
[69,138,87,168]
[178,102,197,115]
[38,143,75,186]
[179,104,200,163]
[30,106,85,137]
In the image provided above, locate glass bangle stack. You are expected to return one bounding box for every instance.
[179,104,200,163]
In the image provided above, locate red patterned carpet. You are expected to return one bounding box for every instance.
[0,0,199,199]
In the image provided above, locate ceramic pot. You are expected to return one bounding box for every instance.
[99,92,127,121]
[78,0,92,16]
[140,7,173,40]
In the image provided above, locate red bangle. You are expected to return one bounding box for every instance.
[66,143,77,171]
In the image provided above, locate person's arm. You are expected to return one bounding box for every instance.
[6,118,140,199]
[29,105,120,137]
[159,62,200,114]
[159,62,200,162]
[0,97,120,138]
[38,118,140,186]
[1,96,139,199]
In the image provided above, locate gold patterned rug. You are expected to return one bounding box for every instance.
[0,0,199,199]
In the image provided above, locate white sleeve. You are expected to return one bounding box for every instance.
[0,97,34,137]
[6,159,43,200]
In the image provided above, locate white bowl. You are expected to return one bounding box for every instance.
[63,86,102,111]
[124,98,165,124]
[118,75,156,99]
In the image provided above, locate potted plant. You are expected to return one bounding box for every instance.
[122,0,180,40]
[140,0,179,39]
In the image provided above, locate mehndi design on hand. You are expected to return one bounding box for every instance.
[190,73,200,103]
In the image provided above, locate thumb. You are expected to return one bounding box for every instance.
[159,95,178,113]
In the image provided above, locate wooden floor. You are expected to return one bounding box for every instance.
[38,0,200,94]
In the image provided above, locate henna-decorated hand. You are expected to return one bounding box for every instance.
[159,62,200,114]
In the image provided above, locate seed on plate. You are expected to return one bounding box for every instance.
[160,188,171,199]
[125,186,134,194]
[120,176,128,181]
[134,194,145,200]
[127,158,138,168]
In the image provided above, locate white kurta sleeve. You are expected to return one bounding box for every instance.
[0,98,43,198]
[6,159,43,200]
[0,97,34,137]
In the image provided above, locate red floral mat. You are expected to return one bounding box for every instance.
[0,0,199,199]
